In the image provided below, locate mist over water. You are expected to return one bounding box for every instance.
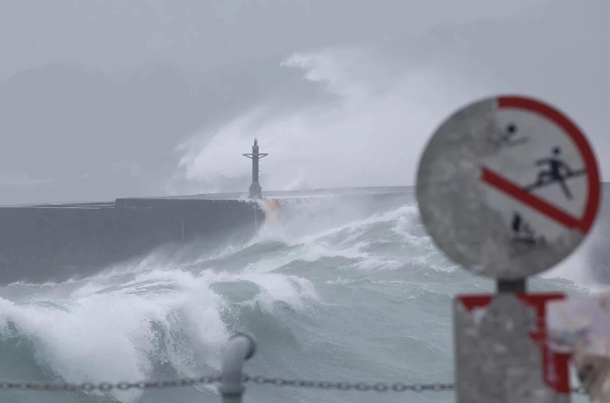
[0,193,596,403]
[1,2,608,403]
[0,43,602,403]
[171,45,486,195]
[170,0,610,197]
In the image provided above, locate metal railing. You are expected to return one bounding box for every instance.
[0,332,587,401]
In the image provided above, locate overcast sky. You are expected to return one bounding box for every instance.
[0,0,608,201]
[0,0,561,80]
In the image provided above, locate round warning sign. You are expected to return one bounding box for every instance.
[416,95,601,279]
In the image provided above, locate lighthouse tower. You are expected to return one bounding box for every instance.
[242,138,268,199]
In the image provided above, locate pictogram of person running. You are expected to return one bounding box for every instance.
[523,146,586,200]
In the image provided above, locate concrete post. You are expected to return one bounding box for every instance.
[219,332,257,403]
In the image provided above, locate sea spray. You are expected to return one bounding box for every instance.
[0,193,595,403]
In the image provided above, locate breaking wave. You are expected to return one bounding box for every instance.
[0,193,597,403]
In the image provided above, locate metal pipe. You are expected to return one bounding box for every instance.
[219,332,257,403]
[496,278,526,293]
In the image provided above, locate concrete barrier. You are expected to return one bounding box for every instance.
[0,198,264,284]
[0,187,413,285]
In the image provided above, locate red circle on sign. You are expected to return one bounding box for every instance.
[497,95,601,234]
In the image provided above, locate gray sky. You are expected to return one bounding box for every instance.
[0,0,571,80]
[0,0,608,203]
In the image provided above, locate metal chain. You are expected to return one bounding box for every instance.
[244,375,453,392]
[0,374,588,395]
[244,375,588,395]
[0,375,221,392]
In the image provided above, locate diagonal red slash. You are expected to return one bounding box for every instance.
[481,167,586,232]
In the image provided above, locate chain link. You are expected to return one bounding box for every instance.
[0,374,589,394]
[0,375,221,392]
[244,374,453,392]
[244,375,588,394]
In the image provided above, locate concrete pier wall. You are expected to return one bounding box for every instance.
[0,187,414,285]
[0,198,263,284]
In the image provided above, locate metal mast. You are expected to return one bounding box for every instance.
[242,138,268,199]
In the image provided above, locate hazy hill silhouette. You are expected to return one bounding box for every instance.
[0,57,321,205]
[1,0,606,205]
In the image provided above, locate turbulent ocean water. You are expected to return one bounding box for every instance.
[0,193,599,403]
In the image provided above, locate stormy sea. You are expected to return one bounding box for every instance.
[0,191,605,403]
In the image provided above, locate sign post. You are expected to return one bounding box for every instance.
[415,95,601,402]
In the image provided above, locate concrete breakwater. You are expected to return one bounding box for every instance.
[4,181,610,287]
[0,197,264,285]
[0,187,413,285]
